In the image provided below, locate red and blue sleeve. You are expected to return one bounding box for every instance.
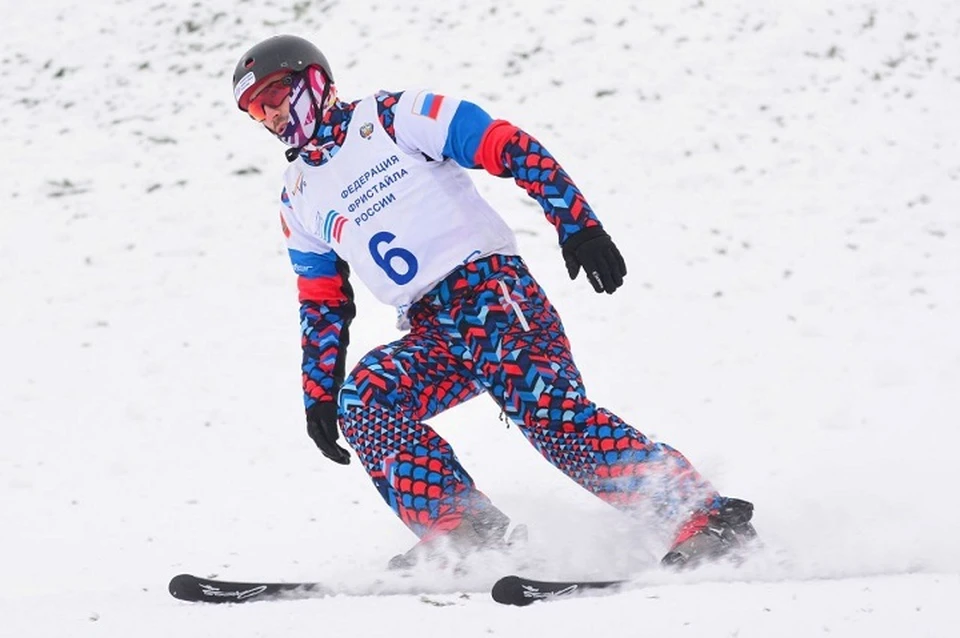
[442,101,602,243]
[281,187,356,409]
[298,271,355,410]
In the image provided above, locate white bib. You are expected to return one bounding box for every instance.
[283,96,518,326]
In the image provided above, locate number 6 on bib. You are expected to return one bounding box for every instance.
[369,231,419,285]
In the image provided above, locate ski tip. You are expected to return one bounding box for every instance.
[168,573,199,600]
[491,575,534,607]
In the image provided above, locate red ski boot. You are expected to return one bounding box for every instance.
[662,497,758,569]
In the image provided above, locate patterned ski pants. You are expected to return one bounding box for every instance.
[339,255,720,539]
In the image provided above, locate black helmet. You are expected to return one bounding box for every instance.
[232,35,333,111]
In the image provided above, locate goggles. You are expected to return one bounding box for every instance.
[245,74,295,122]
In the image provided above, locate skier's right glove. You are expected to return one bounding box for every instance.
[306,401,351,465]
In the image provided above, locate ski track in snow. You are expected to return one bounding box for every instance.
[1,0,959,636]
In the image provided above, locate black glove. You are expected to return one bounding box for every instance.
[562,227,627,294]
[306,401,351,465]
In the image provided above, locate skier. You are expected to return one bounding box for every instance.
[232,34,756,570]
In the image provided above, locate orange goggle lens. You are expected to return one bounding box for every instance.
[246,75,294,122]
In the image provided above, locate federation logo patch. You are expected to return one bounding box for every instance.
[413,91,445,120]
[319,209,347,244]
[360,122,374,139]
[293,172,306,196]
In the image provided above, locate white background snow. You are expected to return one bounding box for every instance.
[1,0,959,635]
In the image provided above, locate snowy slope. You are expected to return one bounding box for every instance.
[1,0,959,636]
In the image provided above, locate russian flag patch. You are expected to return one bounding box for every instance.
[413,92,445,119]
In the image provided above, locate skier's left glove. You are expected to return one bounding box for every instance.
[562,226,627,294]
[306,401,351,465]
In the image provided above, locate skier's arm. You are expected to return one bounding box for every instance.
[449,104,604,244]
[390,90,625,293]
[280,188,355,463]
[467,115,626,292]
[281,189,355,408]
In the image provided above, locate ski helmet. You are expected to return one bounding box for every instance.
[232,35,334,112]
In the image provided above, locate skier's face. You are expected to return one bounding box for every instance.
[240,67,330,148]
[246,76,294,133]
[261,96,292,135]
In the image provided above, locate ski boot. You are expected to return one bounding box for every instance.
[387,506,526,571]
[661,497,758,569]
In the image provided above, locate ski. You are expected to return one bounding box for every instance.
[169,571,488,603]
[490,574,627,606]
[169,573,334,603]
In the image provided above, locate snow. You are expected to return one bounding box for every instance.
[2,0,959,635]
